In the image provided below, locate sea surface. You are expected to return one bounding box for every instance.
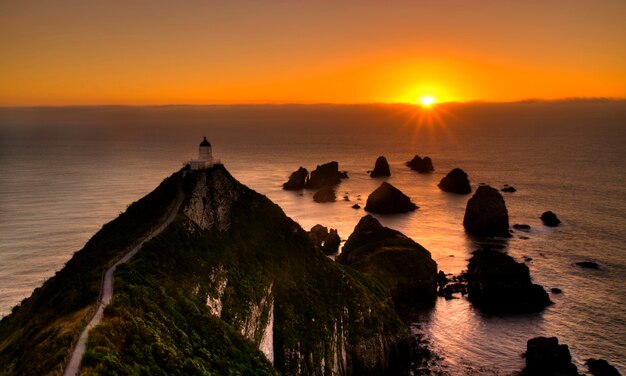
[1,102,625,374]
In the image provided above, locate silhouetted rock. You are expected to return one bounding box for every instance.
[586,358,620,376]
[282,167,308,190]
[352,204,361,209]
[338,215,437,307]
[541,211,561,227]
[551,288,563,294]
[576,261,600,269]
[463,185,511,237]
[308,224,341,255]
[514,224,531,231]
[524,337,579,376]
[370,156,391,178]
[313,185,336,203]
[467,249,551,313]
[365,182,418,214]
[406,155,434,173]
[438,168,471,194]
[501,184,517,193]
[305,161,345,189]
[338,171,349,179]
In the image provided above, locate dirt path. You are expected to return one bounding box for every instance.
[63,187,183,376]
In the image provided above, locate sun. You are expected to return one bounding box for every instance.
[419,95,436,107]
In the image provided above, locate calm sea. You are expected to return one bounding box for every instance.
[1,102,625,374]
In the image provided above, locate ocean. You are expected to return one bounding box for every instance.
[1,102,625,374]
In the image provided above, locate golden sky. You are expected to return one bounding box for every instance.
[1,1,625,105]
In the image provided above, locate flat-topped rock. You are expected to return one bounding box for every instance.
[282,166,308,190]
[305,161,346,189]
[406,155,434,173]
[370,156,391,178]
[365,182,418,214]
[524,337,579,376]
[438,168,471,194]
[463,185,511,237]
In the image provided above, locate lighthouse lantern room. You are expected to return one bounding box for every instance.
[188,137,214,170]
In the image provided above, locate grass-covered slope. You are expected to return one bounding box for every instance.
[0,172,180,376]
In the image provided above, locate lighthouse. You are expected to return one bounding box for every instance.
[188,137,214,170]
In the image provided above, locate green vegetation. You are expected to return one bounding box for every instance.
[0,172,180,376]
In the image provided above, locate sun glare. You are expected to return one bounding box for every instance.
[419,96,436,107]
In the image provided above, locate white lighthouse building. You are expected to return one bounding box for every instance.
[188,137,214,170]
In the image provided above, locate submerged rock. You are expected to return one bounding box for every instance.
[308,224,341,255]
[586,358,621,376]
[305,161,345,189]
[501,184,517,193]
[282,166,308,190]
[576,261,600,269]
[352,204,361,209]
[467,249,551,313]
[514,224,531,231]
[338,215,437,307]
[370,156,391,178]
[541,211,561,227]
[406,155,434,173]
[365,182,418,214]
[438,168,471,194]
[313,185,336,203]
[524,337,579,376]
[463,185,511,237]
[550,288,563,294]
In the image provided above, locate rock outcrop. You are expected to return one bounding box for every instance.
[463,185,511,237]
[586,358,621,376]
[501,184,517,193]
[365,182,418,214]
[406,155,434,173]
[309,224,341,255]
[305,161,346,189]
[337,215,437,307]
[576,261,600,269]
[438,168,471,194]
[513,224,531,231]
[370,156,391,178]
[541,211,561,227]
[524,337,579,376]
[282,167,308,190]
[313,185,336,203]
[467,249,551,313]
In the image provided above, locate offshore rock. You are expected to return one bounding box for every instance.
[338,215,437,308]
[313,185,336,203]
[370,156,391,178]
[305,161,345,189]
[406,155,434,173]
[282,167,308,190]
[576,261,600,269]
[501,184,517,193]
[309,224,341,255]
[586,358,621,376]
[438,168,471,194]
[541,211,561,227]
[463,185,511,237]
[467,249,551,313]
[524,337,579,375]
[365,182,418,214]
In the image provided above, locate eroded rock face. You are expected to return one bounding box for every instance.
[283,167,308,190]
[365,182,418,214]
[524,337,579,376]
[305,161,345,189]
[313,185,336,203]
[370,156,391,178]
[467,249,551,313]
[463,185,511,237]
[438,168,471,194]
[309,224,341,255]
[406,155,434,173]
[541,211,561,227]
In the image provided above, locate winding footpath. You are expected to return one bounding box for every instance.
[63,187,183,376]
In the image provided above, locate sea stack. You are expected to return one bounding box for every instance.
[305,161,345,189]
[282,167,308,190]
[365,182,418,214]
[463,185,511,237]
[406,155,434,173]
[370,156,391,178]
[438,168,471,194]
[541,211,561,227]
[313,185,336,203]
[524,337,578,375]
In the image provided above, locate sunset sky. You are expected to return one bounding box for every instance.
[1,1,625,105]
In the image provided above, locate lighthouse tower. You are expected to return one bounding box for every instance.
[189,137,214,170]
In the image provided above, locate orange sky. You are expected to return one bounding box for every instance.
[1,1,625,105]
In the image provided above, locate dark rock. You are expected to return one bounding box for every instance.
[343,195,350,201]
[438,168,471,194]
[436,271,449,290]
[308,224,341,255]
[467,249,551,313]
[586,358,620,376]
[406,155,434,173]
[305,161,345,189]
[524,337,579,375]
[524,256,533,262]
[551,288,563,294]
[282,167,308,190]
[576,261,600,269]
[352,204,361,209]
[338,170,349,179]
[463,185,511,237]
[514,224,531,231]
[370,156,391,178]
[501,185,517,193]
[313,185,336,203]
[338,215,438,307]
[541,211,561,227]
[365,182,418,214]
